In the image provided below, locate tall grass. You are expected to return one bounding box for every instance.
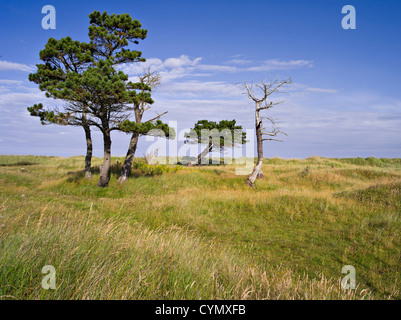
[1,155,400,299]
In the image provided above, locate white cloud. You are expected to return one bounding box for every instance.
[0,60,34,72]
[119,57,163,76]
[152,98,251,127]
[0,79,24,85]
[120,55,202,80]
[228,58,253,65]
[164,55,202,68]
[246,59,313,72]
[120,55,314,82]
[196,64,237,72]
[0,90,46,110]
[305,87,337,94]
[158,80,242,98]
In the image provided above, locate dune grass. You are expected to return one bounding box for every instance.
[0,155,400,299]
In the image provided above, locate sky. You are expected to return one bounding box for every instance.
[0,0,400,159]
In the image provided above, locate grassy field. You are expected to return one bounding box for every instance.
[0,155,400,299]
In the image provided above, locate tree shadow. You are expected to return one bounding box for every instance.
[0,161,38,167]
[66,162,123,182]
[176,156,229,166]
[65,160,170,182]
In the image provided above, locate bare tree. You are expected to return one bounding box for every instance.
[244,78,292,187]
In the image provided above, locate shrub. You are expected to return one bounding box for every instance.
[131,162,180,176]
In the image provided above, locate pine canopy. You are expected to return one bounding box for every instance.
[28,10,168,134]
[185,119,247,150]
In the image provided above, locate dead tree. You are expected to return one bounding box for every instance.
[244,78,291,187]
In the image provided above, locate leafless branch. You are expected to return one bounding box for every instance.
[244,77,292,104]
[262,138,284,142]
[260,116,287,138]
[138,68,162,88]
[145,111,168,123]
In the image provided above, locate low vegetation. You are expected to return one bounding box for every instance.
[1,155,400,299]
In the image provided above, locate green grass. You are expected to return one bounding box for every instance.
[1,155,400,299]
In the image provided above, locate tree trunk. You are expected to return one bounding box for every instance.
[118,106,142,184]
[247,106,264,187]
[188,141,213,166]
[83,123,93,179]
[118,132,139,184]
[98,131,112,187]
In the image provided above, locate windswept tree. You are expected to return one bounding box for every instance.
[27,102,94,179]
[29,10,150,187]
[117,69,167,184]
[185,120,247,166]
[28,37,95,178]
[244,78,291,187]
[81,10,148,187]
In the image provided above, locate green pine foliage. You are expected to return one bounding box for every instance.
[118,119,175,139]
[28,10,150,126]
[27,103,73,125]
[186,119,247,150]
[88,10,147,63]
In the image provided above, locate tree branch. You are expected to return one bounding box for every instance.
[244,77,292,104]
[145,111,168,123]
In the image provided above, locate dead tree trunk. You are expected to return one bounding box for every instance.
[188,140,213,166]
[247,104,264,187]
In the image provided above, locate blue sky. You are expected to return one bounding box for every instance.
[0,0,400,158]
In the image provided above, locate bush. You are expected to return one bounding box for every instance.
[131,162,179,176]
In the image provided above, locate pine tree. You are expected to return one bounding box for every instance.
[29,10,153,187]
[185,120,247,166]
[28,37,95,178]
